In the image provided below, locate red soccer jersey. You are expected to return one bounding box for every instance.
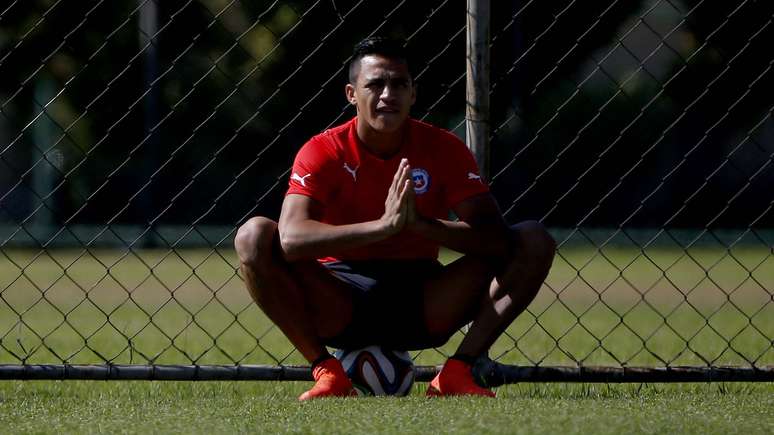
[286,117,489,262]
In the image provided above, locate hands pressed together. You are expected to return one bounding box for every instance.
[380,158,419,236]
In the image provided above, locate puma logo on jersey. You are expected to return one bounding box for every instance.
[343,163,359,181]
[467,172,482,181]
[291,172,311,187]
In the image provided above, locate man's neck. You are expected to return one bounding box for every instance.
[356,120,407,160]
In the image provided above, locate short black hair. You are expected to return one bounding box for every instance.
[348,36,410,84]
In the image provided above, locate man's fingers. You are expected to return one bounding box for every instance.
[403,163,412,187]
[405,172,416,200]
[400,180,414,204]
[385,160,412,224]
[386,159,406,202]
[380,159,413,233]
[391,158,408,192]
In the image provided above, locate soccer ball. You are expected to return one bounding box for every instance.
[333,346,415,396]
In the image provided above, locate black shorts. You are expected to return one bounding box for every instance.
[321,259,445,351]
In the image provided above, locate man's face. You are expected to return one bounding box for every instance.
[346,55,416,134]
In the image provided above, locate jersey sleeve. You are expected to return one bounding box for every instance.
[442,135,490,209]
[286,135,339,204]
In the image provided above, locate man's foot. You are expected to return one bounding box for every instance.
[298,358,357,401]
[426,358,496,397]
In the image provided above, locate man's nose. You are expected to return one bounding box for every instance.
[380,84,397,100]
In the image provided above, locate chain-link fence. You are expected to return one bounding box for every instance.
[0,0,772,382]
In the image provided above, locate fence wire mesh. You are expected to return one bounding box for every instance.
[0,0,772,379]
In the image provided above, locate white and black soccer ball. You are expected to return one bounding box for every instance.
[333,346,415,396]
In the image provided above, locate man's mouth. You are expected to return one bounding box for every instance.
[376,106,399,113]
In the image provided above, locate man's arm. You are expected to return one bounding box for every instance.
[278,160,414,261]
[407,190,513,258]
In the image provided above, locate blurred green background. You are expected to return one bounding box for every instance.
[0,1,771,231]
[1,243,771,367]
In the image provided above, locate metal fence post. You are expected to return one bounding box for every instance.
[466,0,490,180]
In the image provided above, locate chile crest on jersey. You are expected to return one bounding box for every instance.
[411,168,430,195]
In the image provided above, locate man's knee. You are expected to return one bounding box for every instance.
[510,220,556,267]
[234,216,278,267]
[497,221,555,292]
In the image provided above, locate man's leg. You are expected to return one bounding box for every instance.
[455,221,556,357]
[422,220,556,396]
[234,216,357,399]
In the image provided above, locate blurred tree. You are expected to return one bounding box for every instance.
[0,0,770,236]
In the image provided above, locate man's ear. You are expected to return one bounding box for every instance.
[345,84,357,105]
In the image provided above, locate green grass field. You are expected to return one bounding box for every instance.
[1,245,772,367]
[1,381,772,434]
[1,245,773,433]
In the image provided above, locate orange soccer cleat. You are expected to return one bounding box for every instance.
[298,357,357,401]
[426,358,496,398]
